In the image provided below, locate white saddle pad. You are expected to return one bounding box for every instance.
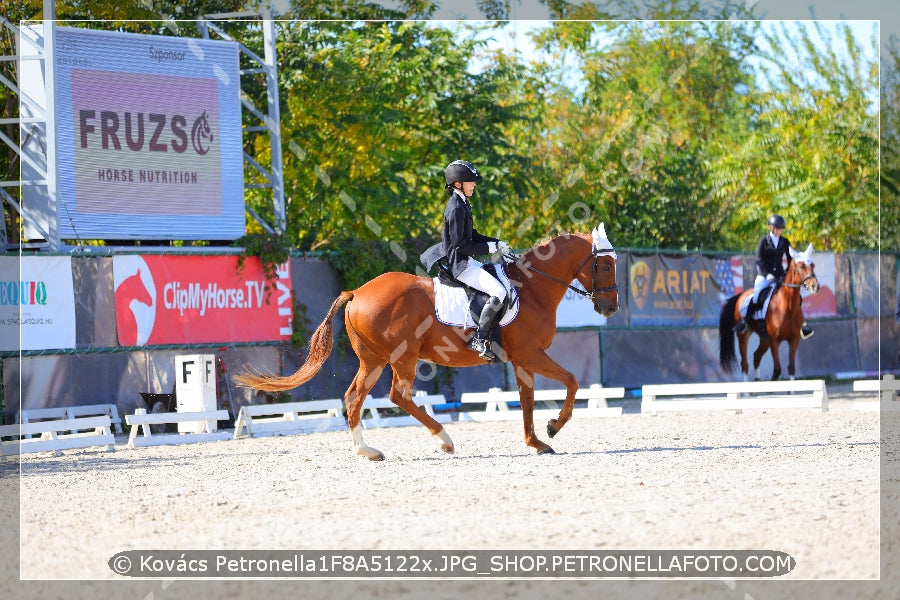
[739,287,774,321]
[432,268,519,328]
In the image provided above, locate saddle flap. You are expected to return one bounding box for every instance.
[741,285,776,320]
[432,263,519,329]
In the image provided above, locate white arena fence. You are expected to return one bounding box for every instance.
[4,379,883,457]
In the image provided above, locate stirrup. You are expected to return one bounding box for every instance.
[467,337,497,361]
[800,327,814,340]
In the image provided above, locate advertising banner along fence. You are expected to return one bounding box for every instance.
[0,256,76,351]
[112,255,292,345]
[628,253,725,327]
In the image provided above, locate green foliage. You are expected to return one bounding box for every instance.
[0,1,881,257]
[320,234,431,290]
[232,231,292,301]
[290,297,312,348]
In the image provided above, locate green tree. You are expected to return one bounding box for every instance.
[523,18,758,249]
[266,18,538,271]
[718,22,879,252]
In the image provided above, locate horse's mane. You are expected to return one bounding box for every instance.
[521,231,590,257]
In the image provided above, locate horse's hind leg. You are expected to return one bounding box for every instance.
[389,357,454,454]
[345,353,387,461]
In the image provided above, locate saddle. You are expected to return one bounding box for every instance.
[432,260,519,351]
[740,283,777,321]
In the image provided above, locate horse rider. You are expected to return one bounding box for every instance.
[734,214,814,339]
[420,160,510,361]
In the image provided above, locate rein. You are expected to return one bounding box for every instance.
[509,251,618,300]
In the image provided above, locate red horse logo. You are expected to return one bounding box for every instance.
[114,266,155,346]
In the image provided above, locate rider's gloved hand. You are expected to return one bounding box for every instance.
[766,273,775,282]
[497,241,511,255]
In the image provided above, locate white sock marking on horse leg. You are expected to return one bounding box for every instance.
[434,427,454,453]
[350,424,382,459]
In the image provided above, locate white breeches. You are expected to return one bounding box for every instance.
[752,275,773,303]
[457,258,507,300]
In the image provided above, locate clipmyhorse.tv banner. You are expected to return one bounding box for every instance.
[0,256,76,351]
[628,253,723,327]
[112,255,292,345]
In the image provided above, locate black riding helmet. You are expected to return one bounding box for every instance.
[768,214,786,229]
[444,160,482,185]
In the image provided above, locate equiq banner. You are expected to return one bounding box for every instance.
[28,26,244,240]
[112,255,292,345]
[0,256,76,351]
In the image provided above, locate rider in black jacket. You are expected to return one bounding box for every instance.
[420,160,510,361]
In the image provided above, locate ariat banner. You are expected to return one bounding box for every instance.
[112,255,292,345]
[0,256,76,351]
[628,253,723,327]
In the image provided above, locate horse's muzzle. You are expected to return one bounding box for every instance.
[595,301,620,318]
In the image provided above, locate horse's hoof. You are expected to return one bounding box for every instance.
[440,444,455,454]
[547,420,558,439]
[538,446,556,455]
[368,452,385,462]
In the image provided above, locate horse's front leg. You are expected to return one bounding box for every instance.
[769,339,783,381]
[752,335,770,381]
[513,366,555,455]
[514,350,578,441]
[787,336,800,380]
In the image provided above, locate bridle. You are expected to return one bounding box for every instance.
[782,260,817,290]
[509,248,619,301]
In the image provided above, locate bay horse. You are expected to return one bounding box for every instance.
[235,226,619,460]
[718,244,820,380]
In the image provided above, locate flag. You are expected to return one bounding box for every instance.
[715,256,743,301]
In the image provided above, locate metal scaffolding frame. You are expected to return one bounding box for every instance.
[1,16,57,250]
[198,10,285,235]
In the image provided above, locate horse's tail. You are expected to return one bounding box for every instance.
[718,294,740,373]
[234,291,354,392]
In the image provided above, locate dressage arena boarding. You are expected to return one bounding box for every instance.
[1,379,896,600]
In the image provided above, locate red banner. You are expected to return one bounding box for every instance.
[113,255,292,345]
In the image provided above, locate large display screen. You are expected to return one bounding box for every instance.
[28,26,245,240]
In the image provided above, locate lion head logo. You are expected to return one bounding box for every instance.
[630,261,650,310]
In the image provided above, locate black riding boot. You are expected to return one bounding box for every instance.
[734,298,757,334]
[468,296,503,361]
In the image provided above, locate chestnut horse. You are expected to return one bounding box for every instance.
[718,245,820,380]
[235,226,619,460]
